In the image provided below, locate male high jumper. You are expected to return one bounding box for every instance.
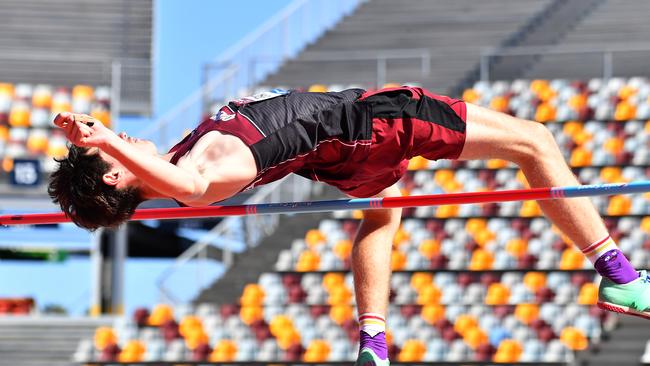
[50,86,650,365]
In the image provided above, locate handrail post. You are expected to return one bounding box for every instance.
[421,51,431,78]
[110,61,122,132]
[377,56,387,88]
[480,53,490,82]
[603,51,613,81]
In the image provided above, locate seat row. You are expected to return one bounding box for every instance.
[277,215,650,271]
[77,299,610,363]
[464,78,650,122]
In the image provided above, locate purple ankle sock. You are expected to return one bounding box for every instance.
[360,331,388,360]
[594,249,639,284]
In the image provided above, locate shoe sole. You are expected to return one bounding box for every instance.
[598,301,650,320]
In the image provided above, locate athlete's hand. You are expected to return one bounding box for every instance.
[53,112,116,149]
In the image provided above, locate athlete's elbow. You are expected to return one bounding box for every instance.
[175,179,208,202]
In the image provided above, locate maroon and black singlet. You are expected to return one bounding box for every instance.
[168,86,467,198]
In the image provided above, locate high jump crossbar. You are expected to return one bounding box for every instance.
[2,181,650,226]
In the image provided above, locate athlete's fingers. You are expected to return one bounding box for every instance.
[53,112,74,128]
[73,114,96,127]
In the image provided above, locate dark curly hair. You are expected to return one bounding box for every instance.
[48,145,143,230]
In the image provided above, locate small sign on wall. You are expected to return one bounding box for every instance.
[10,159,41,187]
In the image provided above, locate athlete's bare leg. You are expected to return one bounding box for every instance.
[458,103,607,249]
[456,102,647,319]
[352,184,401,363]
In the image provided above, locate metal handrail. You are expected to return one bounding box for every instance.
[480,43,650,81]
[236,48,431,95]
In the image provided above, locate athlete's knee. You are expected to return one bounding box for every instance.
[508,119,559,165]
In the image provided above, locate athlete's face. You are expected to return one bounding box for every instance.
[94,132,158,189]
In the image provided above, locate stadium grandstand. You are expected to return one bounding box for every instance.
[1,0,650,366]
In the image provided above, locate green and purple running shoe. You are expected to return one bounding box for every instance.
[598,270,650,319]
[355,348,390,366]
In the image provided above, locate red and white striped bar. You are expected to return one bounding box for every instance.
[1,181,649,226]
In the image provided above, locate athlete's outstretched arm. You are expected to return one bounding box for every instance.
[54,112,209,202]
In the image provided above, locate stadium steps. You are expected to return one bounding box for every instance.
[578,315,650,366]
[487,0,605,81]
[261,0,554,95]
[0,316,112,366]
[523,0,650,79]
[194,186,341,305]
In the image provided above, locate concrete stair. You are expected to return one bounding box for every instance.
[0,316,112,366]
[579,315,650,366]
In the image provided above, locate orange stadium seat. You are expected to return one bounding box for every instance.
[523,272,546,293]
[397,339,426,362]
[464,327,488,350]
[514,304,539,325]
[31,85,52,109]
[469,249,494,270]
[489,96,509,113]
[578,283,599,305]
[303,340,331,362]
[308,84,328,93]
[560,327,588,350]
[305,229,326,248]
[493,339,522,362]
[9,101,30,127]
[390,250,407,270]
[327,285,353,306]
[26,129,49,154]
[185,327,209,350]
[72,84,94,100]
[322,272,345,291]
[615,101,636,121]
[506,238,527,258]
[240,305,263,325]
[418,238,440,259]
[534,103,556,123]
[209,340,237,362]
[277,327,301,350]
[485,283,510,305]
[416,283,441,305]
[118,340,145,363]
[91,107,112,128]
[333,239,352,261]
[93,327,118,351]
[330,304,354,325]
[641,216,650,234]
[0,83,14,98]
[0,126,8,142]
[435,204,459,218]
[296,250,320,271]
[520,200,542,217]
[240,283,265,306]
[410,272,433,292]
[421,304,445,324]
[462,88,479,104]
[600,166,623,183]
[560,248,584,270]
[570,147,592,167]
[148,304,174,326]
[607,195,632,216]
[454,315,478,335]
